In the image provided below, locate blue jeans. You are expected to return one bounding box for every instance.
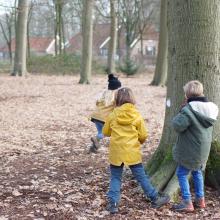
[107,163,158,204]
[176,165,204,202]
[94,121,104,139]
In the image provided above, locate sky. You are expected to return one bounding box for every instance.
[0,0,15,15]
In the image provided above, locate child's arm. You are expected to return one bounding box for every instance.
[96,91,105,106]
[137,118,148,144]
[172,110,190,133]
[102,115,112,137]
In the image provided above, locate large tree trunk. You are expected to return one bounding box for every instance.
[151,0,168,86]
[12,0,30,76]
[147,0,220,198]
[79,0,94,84]
[107,0,118,74]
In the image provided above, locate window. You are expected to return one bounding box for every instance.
[100,48,108,57]
[145,46,156,56]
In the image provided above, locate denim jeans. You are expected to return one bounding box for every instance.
[94,121,104,139]
[107,163,158,204]
[176,165,204,202]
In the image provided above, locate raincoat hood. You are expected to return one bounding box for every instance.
[102,103,148,166]
[189,101,218,128]
[114,103,140,125]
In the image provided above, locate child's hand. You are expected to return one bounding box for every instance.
[180,97,188,110]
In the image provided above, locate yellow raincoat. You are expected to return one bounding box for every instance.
[103,103,148,166]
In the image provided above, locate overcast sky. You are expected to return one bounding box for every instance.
[0,0,14,14]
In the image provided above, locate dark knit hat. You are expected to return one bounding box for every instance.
[108,74,121,90]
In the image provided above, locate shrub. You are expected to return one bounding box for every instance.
[119,58,139,76]
[27,53,81,75]
[27,53,105,75]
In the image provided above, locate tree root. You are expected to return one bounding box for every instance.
[150,161,176,192]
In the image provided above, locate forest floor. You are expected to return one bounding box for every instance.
[0,74,219,220]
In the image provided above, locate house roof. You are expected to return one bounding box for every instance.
[0,37,54,53]
[66,23,111,54]
[66,23,159,54]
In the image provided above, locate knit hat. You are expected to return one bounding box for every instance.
[108,74,122,90]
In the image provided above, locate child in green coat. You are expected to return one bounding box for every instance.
[172,80,219,212]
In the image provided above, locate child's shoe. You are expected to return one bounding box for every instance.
[91,136,100,149]
[151,192,170,208]
[88,143,97,153]
[172,200,194,212]
[194,197,205,209]
[106,200,118,214]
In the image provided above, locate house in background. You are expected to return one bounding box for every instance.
[0,37,55,60]
[66,23,159,64]
[66,23,111,57]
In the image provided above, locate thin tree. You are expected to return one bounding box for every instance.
[147,0,220,197]
[54,0,65,55]
[107,0,118,74]
[119,0,139,62]
[27,2,34,59]
[137,0,156,58]
[0,12,14,63]
[151,0,168,86]
[79,0,94,84]
[12,0,30,76]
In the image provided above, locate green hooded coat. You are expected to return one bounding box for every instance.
[172,100,218,170]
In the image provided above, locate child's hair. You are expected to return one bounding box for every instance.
[115,87,136,106]
[183,80,204,98]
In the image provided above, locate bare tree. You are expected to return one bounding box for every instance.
[107,0,117,74]
[118,0,158,61]
[79,0,94,84]
[0,12,14,63]
[27,1,34,58]
[12,0,30,76]
[53,0,65,55]
[151,0,168,86]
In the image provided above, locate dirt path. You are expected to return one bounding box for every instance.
[0,74,219,219]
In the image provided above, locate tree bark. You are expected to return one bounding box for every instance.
[79,0,94,84]
[27,4,33,59]
[140,32,144,57]
[12,0,30,76]
[54,0,64,55]
[151,0,168,86]
[107,0,118,74]
[147,0,220,198]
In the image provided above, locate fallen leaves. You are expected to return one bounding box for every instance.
[0,74,219,219]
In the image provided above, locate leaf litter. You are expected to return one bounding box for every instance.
[0,74,219,219]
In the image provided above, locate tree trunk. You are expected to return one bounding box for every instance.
[147,0,220,198]
[58,1,63,54]
[107,0,118,74]
[140,32,144,57]
[151,0,168,86]
[27,3,33,59]
[117,26,121,60]
[79,0,94,84]
[12,0,30,76]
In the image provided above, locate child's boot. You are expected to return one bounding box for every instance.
[151,192,170,208]
[106,200,118,214]
[91,136,100,149]
[89,142,97,153]
[194,197,205,209]
[172,200,194,212]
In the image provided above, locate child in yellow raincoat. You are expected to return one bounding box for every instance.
[103,87,170,214]
[89,74,121,152]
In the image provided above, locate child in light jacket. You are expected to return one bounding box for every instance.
[89,74,121,152]
[103,87,170,214]
[172,80,219,212]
